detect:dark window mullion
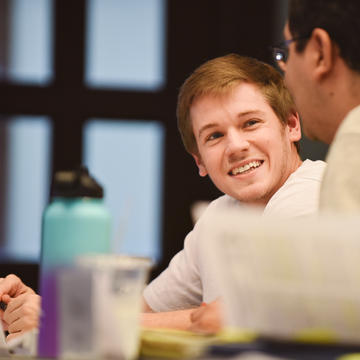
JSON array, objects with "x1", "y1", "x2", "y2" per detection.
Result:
[
  {"x1": 51, "y1": 0, "x2": 87, "y2": 172},
  {"x1": 53, "y1": 0, "x2": 87, "y2": 88},
  {"x1": 52, "y1": 113, "x2": 84, "y2": 172},
  {"x1": 165, "y1": 0, "x2": 220, "y2": 90},
  {"x1": 0, "y1": 0, "x2": 10, "y2": 80},
  {"x1": 154, "y1": 0, "x2": 222, "y2": 276}
]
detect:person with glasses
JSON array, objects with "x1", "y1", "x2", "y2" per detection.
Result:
[
  {"x1": 272, "y1": 36, "x2": 310, "y2": 65},
  {"x1": 277, "y1": 0, "x2": 360, "y2": 212},
  {"x1": 142, "y1": 54, "x2": 326, "y2": 332}
]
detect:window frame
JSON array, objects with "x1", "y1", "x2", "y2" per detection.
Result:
[{"x1": 0, "y1": 0, "x2": 278, "y2": 281}]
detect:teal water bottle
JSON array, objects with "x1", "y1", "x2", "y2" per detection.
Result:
[{"x1": 38, "y1": 166, "x2": 111, "y2": 358}]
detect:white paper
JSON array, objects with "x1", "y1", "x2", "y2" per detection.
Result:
[{"x1": 201, "y1": 209, "x2": 360, "y2": 343}]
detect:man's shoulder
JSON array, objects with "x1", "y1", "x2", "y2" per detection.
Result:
[
  {"x1": 289, "y1": 159, "x2": 327, "y2": 182},
  {"x1": 207, "y1": 194, "x2": 240, "y2": 210},
  {"x1": 336, "y1": 104, "x2": 360, "y2": 136},
  {"x1": 193, "y1": 195, "x2": 241, "y2": 224},
  {"x1": 276, "y1": 159, "x2": 327, "y2": 198},
  {"x1": 264, "y1": 159, "x2": 326, "y2": 218}
]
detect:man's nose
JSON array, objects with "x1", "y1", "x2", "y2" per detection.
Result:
[{"x1": 225, "y1": 129, "x2": 250, "y2": 156}]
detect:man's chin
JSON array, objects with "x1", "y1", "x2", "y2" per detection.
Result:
[
  {"x1": 302, "y1": 121, "x2": 325, "y2": 142},
  {"x1": 232, "y1": 190, "x2": 269, "y2": 207},
  {"x1": 303, "y1": 129, "x2": 318, "y2": 141}
]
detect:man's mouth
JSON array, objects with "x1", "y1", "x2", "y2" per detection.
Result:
[{"x1": 229, "y1": 160, "x2": 263, "y2": 176}]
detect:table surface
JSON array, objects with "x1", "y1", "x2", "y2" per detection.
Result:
[
  {"x1": 207, "y1": 339, "x2": 360, "y2": 360},
  {"x1": 2, "y1": 339, "x2": 360, "y2": 360}
]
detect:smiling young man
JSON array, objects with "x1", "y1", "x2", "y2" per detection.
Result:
[
  {"x1": 142, "y1": 54, "x2": 326, "y2": 331},
  {"x1": 190, "y1": 80, "x2": 301, "y2": 209},
  {"x1": 0, "y1": 55, "x2": 326, "y2": 336},
  {"x1": 276, "y1": 0, "x2": 360, "y2": 212}
]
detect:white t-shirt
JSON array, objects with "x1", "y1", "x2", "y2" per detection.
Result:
[
  {"x1": 320, "y1": 105, "x2": 360, "y2": 212},
  {"x1": 144, "y1": 159, "x2": 326, "y2": 312}
]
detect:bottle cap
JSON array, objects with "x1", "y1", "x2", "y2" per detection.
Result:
[{"x1": 51, "y1": 166, "x2": 104, "y2": 198}]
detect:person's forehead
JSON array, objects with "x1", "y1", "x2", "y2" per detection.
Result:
[
  {"x1": 191, "y1": 83, "x2": 281, "y2": 121},
  {"x1": 193, "y1": 82, "x2": 265, "y2": 104}
]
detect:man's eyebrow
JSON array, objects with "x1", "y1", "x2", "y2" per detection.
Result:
[
  {"x1": 238, "y1": 110, "x2": 266, "y2": 117},
  {"x1": 198, "y1": 123, "x2": 218, "y2": 138}
]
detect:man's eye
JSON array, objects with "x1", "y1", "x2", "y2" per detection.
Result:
[
  {"x1": 244, "y1": 119, "x2": 259, "y2": 127},
  {"x1": 207, "y1": 132, "x2": 223, "y2": 141}
]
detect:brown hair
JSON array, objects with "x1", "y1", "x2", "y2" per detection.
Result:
[{"x1": 177, "y1": 54, "x2": 298, "y2": 155}]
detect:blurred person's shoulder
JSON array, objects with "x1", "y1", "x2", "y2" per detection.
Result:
[{"x1": 263, "y1": 159, "x2": 326, "y2": 218}]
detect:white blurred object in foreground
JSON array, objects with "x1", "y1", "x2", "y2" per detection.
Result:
[{"x1": 201, "y1": 208, "x2": 360, "y2": 344}]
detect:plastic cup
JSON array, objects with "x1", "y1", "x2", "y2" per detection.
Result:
[{"x1": 58, "y1": 254, "x2": 151, "y2": 359}]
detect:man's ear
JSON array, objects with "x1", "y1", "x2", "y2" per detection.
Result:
[
  {"x1": 192, "y1": 153, "x2": 208, "y2": 177},
  {"x1": 310, "y1": 28, "x2": 336, "y2": 80},
  {"x1": 286, "y1": 111, "x2": 302, "y2": 142}
]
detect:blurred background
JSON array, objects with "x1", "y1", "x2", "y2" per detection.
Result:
[{"x1": 0, "y1": 0, "x2": 328, "y2": 291}]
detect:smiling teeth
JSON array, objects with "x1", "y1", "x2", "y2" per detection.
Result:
[{"x1": 232, "y1": 161, "x2": 261, "y2": 175}]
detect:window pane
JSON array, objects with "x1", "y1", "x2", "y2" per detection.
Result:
[
  {"x1": 86, "y1": 0, "x2": 166, "y2": 90},
  {"x1": 3, "y1": 0, "x2": 53, "y2": 84},
  {"x1": 0, "y1": 117, "x2": 52, "y2": 260},
  {"x1": 84, "y1": 120, "x2": 164, "y2": 261}
]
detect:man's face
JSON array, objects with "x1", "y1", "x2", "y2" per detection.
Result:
[
  {"x1": 281, "y1": 23, "x2": 330, "y2": 143},
  {"x1": 190, "y1": 82, "x2": 301, "y2": 206}
]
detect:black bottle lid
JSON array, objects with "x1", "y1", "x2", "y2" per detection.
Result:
[{"x1": 51, "y1": 166, "x2": 104, "y2": 198}]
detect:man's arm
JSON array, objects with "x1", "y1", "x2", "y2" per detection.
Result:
[
  {"x1": 141, "y1": 297, "x2": 196, "y2": 330},
  {"x1": 188, "y1": 299, "x2": 223, "y2": 334},
  {"x1": 141, "y1": 299, "x2": 223, "y2": 332},
  {"x1": 140, "y1": 207, "x2": 214, "y2": 330},
  {"x1": 142, "y1": 297, "x2": 153, "y2": 313}
]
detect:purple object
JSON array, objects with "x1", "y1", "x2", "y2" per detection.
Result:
[{"x1": 37, "y1": 272, "x2": 58, "y2": 358}]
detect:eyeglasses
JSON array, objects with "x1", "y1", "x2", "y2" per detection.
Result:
[{"x1": 271, "y1": 36, "x2": 309, "y2": 64}]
